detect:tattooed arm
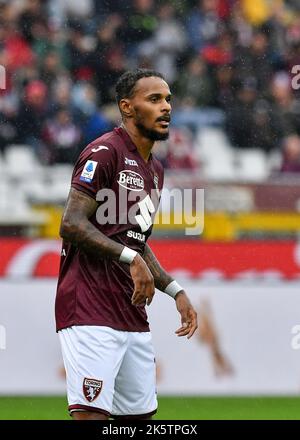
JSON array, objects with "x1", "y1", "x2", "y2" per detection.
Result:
[
  {"x1": 143, "y1": 243, "x2": 198, "y2": 338},
  {"x1": 60, "y1": 188, "x2": 154, "y2": 305},
  {"x1": 142, "y1": 242, "x2": 174, "y2": 292},
  {"x1": 60, "y1": 188, "x2": 124, "y2": 259}
]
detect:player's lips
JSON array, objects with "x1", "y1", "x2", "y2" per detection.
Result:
[
  {"x1": 158, "y1": 121, "x2": 169, "y2": 127},
  {"x1": 157, "y1": 117, "x2": 170, "y2": 128}
]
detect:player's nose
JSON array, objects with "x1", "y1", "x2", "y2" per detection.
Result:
[{"x1": 161, "y1": 99, "x2": 171, "y2": 113}]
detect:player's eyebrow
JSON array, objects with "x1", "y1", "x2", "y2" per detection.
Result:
[{"x1": 146, "y1": 93, "x2": 172, "y2": 99}]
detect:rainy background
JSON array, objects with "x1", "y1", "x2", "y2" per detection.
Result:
[{"x1": 1, "y1": 0, "x2": 300, "y2": 420}]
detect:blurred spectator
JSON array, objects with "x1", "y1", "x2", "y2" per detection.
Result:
[
  {"x1": 213, "y1": 64, "x2": 235, "y2": 109},
  {"x1": 144, "y1": 2, "x2": 187, "y2": 83},
  {"x1": 16, "y1": 80, "x2": 49, "y2": 159},
  {"x1": 82, "y1": 109, "x2": 113, "y2": 145},
  {"x1": 269, "y1": 71, "x2": 300, "y2": 137},
  {"x1": 281, "y1": 134, "x2": 300, "y2": 172},
  {"x1": 201, "y1": 28, "x2": 234, "y2": 66},
  {"x1": 230, "y1": 1, "x2": 253, "y2": 47},
  {"x1": 71, "y1": 82, "x2": 99, "y2": 121},
  {"x1": 233, "y1": 28, "x2": 274, "y2": 93},
  {"x1": 252, "y1": 99, "x2": 281, "y2": 153},
  {"x1": 225, "y1": 77, "x2": 258, "y2": 149},
  {"x1": 175, "y1": 56, "x2": 214, "y2": 107},
  {"x1": 66, "y1": 20, "x2": 94, "y2": 82},
  {"x1": 42, "y1": 107, "x2": 81, "y2": 164},
  {"x1": 40, "y1": 51, "x2": 64, "y2": 88},
  {"x1": 154, "y1": 127, "x2": 198, "y2": 170},
  {"x1": 91, "y1": 15, "x2": 126, "y2": 104},
  {"x1": 166, "y1": 127, "x2": 198, "y2": 170},
  {"x1": 263, "y1": 1, "x2": 289, "y2": 68},
  {"x1": 50, "y1": 76, "x2": 74, "y2": 113},
  {"x1": 120, "y1": 0, "x2": 158, "y2": 63},
  {"x1": 186, "y1": 0, "x2": 223, "y2": 52},
  {"x1": 0, "y1": 96, "x2": 18, "y2": 153},
  {"x1": 18, "y1": 0, "x2": 46, "y2": 44},
  {"x1": 3, "y1": 20, "x2": 35, "y2": 73},
  {"x1": 93, "y1": 0, "x2": 130, "y2": 16}
]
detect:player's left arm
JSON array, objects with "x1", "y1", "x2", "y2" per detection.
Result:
[{"x1": 143, "y1": 243, "x2": 198, "y2": 339}]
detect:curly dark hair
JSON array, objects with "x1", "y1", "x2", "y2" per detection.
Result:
[{"x1": 115, "y1": 68, "x2": 165, "y2": 105}]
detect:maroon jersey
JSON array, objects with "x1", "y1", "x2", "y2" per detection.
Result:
[{"x1": 55, "y1": 127, "x2": 164, "y2": 332}]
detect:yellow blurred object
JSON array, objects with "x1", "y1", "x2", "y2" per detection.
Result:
[
  {"x1": 204, "y1": 212, "x2": 300, "y2": 241},
  {"x1": 154, "y1": 211, "x2": 300, "y2": 241},
  {"x1": 202, "y1": 213, "x2": 235, "y2": 241},
  {"x1": 32, "y1": 205, "x2": 63, "y2": 238},
  {"x1": 242, "y1": 0, "x2": 270, "y2": 25},
  {"x1": 33, "y1": 204, "x2": 300, "y2": 242},
  {"x1": 236, "y1": 212, "x2": 300, "y2": 232}
]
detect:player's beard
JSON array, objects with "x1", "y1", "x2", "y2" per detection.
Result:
[{"x1": 135, "y1": 120, "x2": 170, "y2": 141}]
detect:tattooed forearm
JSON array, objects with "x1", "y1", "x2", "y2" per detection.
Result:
[
  {"x1": 60, "y1": 188, "x2": 123, "y2": 260},
  {"x1": 143, "y1": 243, "x2": 173, "y2": 291}
]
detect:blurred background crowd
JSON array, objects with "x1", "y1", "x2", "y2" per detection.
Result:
[
  {"x1": 1, "y1": 0, "x2": 300, "y2": 172},
  {"x1": 2, "y1": 0, "x2": 300, "y2": 240}
]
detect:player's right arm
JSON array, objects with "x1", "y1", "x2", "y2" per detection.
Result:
[{"x1": 60, "y1": 187, "x2": 154, "y2": 305}]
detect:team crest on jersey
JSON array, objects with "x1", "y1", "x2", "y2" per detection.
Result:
[
  {"x1": 83, "y1": 378, "x2": 103, "y2": 403},
  {"x1": 80, "y1": 160, "x2": 98, "y2": 183},
  {"x1": 118, "y1": 170, "x2": 144, "y2": 191}
]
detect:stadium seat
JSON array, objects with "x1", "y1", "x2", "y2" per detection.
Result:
[
  {"x1": 46, "y1": 164, "x2": 73, "y2": 184},
  {"x1": 195, "y1": 128, "x2": 237, "y2": 181},
  {"x1": 235, "y1": 149, "x2": 268, "y2": 181},
  {"x1": 4, "y1": 145, "x2": 42, "y2": 180},
  {"x1": 196, "y1": 127, "x2": 233, "y2": 161},
  {"x1": 0, "y1": 154, "x2": 6, "y2": 178},
  {"x1": 47, "y1": 182, "x2": 70, "y2": 204},
  {"x1": 0, "y1": 181, "x2": 35, "y2": 221},
  {"x1": 268, "y1": 149, "x2": 282, "y2": 173},
  {"x1": 20, "y1": 180, "x2": 50, "y2": 204}
]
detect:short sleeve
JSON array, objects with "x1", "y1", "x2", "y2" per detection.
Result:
[{"x1": 71, "y1": 143, "x2": 117, "y2": 199}]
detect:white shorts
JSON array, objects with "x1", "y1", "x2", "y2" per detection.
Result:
[{"x1": 58, "y1": 325, "x2": 158, "y2": 418}]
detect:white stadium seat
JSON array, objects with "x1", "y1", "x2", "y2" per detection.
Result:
[
  {"x1": 196, "y1": 128, "x2": 237, "y2": 181},
  {"x1": 235, "y1": 149, "x2": 268, "y2": 182},
  {"x1": 4, "y1": 145, "x2": 42, "y2": 179}
]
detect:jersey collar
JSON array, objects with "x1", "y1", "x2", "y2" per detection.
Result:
[
  {"x1": 114, "y1": 126, "x2": 138, "y2": 152},
  {"x1": 115, "y1": 126, "x2": 153, "y2": 162}
]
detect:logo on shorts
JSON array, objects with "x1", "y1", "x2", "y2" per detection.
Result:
[{"x1": 83, "y1": 378, "x2": 103, "y2": 403}]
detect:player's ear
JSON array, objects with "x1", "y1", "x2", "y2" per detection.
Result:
[{"x1": 119, "y1": 98, "x2": 133, "y2": 118}]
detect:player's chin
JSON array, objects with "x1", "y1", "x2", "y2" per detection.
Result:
[{"x1": 153, "y1": 128, "x2": 169, "y2": 141}]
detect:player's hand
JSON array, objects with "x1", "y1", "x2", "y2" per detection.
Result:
[
  {"x1": 130, "y1": 254, "x2": 155, "y2": 306},
  {"x1": 175, "y1": 291, "x2": 198, "y2": 339}
]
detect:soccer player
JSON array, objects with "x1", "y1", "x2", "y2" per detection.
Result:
[{"x1": 55, "y1": 69, "x2": 198, "y2": 420}]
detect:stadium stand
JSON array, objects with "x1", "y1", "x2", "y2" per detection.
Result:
[{"x1": 1, "y1": 0, "x2": 300, "y2": 237}]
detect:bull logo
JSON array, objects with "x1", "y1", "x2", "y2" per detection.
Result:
[{"x1": 83, "y1": 378, "x2": 103, "y2": 403}]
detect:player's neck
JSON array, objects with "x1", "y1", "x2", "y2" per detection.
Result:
[{"x1": 121, "y1": 123, "x2": 153, "y2": 163}]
